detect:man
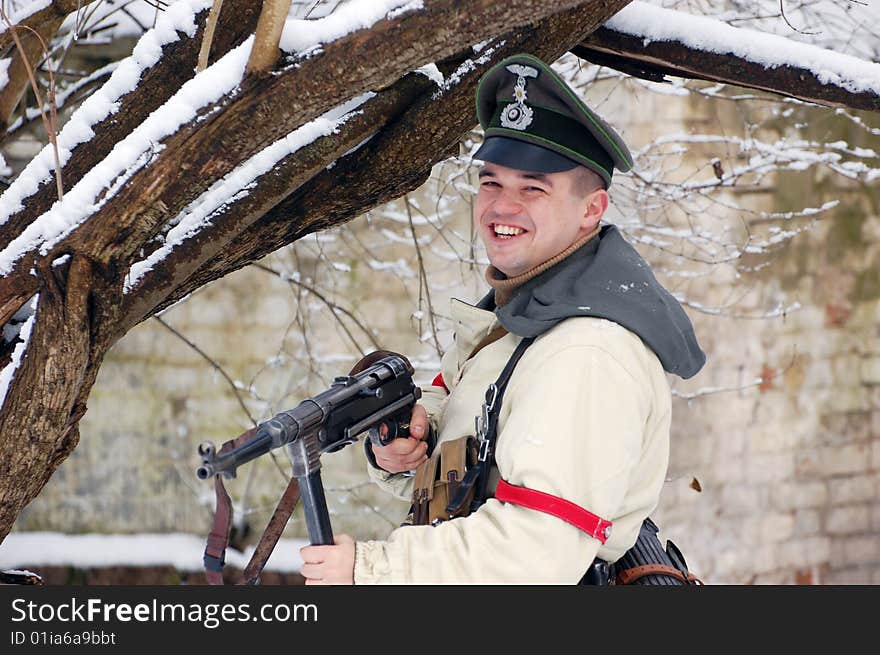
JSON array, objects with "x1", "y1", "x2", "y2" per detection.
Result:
[{"x1": 300, "y1": 53, "x2": 705, "y2": 584}]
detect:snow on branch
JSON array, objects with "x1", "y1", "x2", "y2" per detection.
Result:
[
  {"x1": 0, "y1": 294, "x2": 38, "y2": 407},
  {"x1": 575, "y1": 0, "x2": 880, "y2": 112},
  {"x1": 123, "y1": 92, "x2": 376, "y2": 292},
  {"x1": 0, "y1": 29, "x2": 247, "y2": 278},
  {"x1": 278, "y1": 0, "x2": 423, "y2": 54},
  {"x1": 0, "y1": 0, "x2": 212, "y2": 228}
]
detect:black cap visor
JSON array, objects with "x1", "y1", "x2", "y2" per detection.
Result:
[{"x1": 473, "y1": 136, "x2": 579, "y2": 174}]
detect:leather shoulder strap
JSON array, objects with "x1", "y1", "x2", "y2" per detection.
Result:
[
  {"x1": 471, "y1": 336, "x2": 535, "y2": 509},
  {"x1": 616, "y1": 564, "x2": 703, "y2": 586}
]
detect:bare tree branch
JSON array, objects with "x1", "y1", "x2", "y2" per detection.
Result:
[
  {"x1": 405, "y1": 194, "x2": 443, "y2": 358},
  {"x1": 245, "y1": 0, "x2": 291, "y2": 74},
  {"x1": 197, "y1": 0, "x2": 226, "y2": 73},
  {"x1": 575, "y1": 25, "x2": 880, "y2": 112},
  {"x1": 0, "y1": 13, "x2": 63, "y2": 133},
  {"x1": 0, "y1": 0, "x2": 263, "y2": 257},
  {"x1": 253, "y1": 262, "x2": 382, "y2": 354},
  {"x1": 153, "y1": 314, "x2": 258, "y2": 426},
  {"x1": 0, "y1": 11, "x2": 64, "y2": 197},
  {"x1": 0, "y1": 0, "x2": 91, "y2": 53}
]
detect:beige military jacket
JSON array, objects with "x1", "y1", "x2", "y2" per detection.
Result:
[{"x1": 355, "y1": 296, "x2": 672, "y2": 584}]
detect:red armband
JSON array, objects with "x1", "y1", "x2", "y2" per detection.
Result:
[
  {"x1": 495, "y1": 479, "x2": 613, "y2": 544},
  {"x1": 431, "y1": 373, "x2": 449, "y2": 393}
]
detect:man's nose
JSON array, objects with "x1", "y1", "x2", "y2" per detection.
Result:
[{"x1": 489, "y1": 190, "x2": 522, "y2": 215}]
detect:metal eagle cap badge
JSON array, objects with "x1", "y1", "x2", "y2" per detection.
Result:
[{"x1": 500, "y1": 64, "x2": 538, "y2": 131}]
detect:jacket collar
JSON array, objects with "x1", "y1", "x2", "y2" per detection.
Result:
[{"x1": 449, "y1": 297, "x2": 501, "y2": 372}]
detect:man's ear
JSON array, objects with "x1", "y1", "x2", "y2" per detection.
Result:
[{"x1": 582, "y1": 189, "x2": 608, "y2": 228}]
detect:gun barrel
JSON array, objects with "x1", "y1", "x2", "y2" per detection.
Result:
[
  {"x1": 197, "y1": 422, "x2": 283, "y2": 479},
  {"x1": 195, "y1": 355, "x2": 416, "y2": 480}
]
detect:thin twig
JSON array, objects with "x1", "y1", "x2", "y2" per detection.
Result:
[
  {"x1": 672, "y1": 349, "x2": 799, "y2": 401},
  {"x1": 253, "y1": 261, "x2": 381, "y2": 352},
  {"x1": 197, "y1": 0, "x2": 224, "y2": 73},
  {"x1": 405, "y1": 195, "x2": 443, "y2": 358},
  {"x1": 153, "y1": 315, "x2": 258, "y2": 426},
  {"x1": 778, "y1": 0, "x2": 820, "y2": 35},
  {"x1": 152, "y1": 314, "x2": 291, "y2": 483},
  {"x1": 0, "y1": 6, "x2": 63, "y2": 199}
]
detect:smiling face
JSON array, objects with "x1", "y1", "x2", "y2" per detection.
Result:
[{"x1": 474, "y1": 162, "x2": 608, "y2": 277}]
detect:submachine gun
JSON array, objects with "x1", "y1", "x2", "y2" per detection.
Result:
[{"x1": 196, "y1": 354, "x2": 431, "y2": 548}]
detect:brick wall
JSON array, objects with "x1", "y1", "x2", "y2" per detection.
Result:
[{"x1": 647, "y1": 94, "x2": 880, "y2": 582}]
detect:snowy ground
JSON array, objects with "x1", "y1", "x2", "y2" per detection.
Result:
[{"x1": 0, "y1": 532, "x2": 307, "y2": 572}]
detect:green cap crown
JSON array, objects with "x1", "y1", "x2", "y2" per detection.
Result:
[{"x1": 475, "y1": 53, "x2": 633, "y2": 186}]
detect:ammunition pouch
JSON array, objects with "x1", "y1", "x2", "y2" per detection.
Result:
[{"x1": 406, "y1": 435, "x2": 479, "y2": 526}]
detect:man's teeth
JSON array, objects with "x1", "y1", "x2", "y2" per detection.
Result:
[{"x1": 494, "y1": 225, "x2": 524, "y2": 236}]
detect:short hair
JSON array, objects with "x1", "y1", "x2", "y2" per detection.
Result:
[{"x1": 571, "y1": 166, "x2": 605, "y2": 198}]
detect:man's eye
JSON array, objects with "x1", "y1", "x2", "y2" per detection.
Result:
[
  {"x1": 526, "y1": 186, "x2": 546, "y2": 193},
  {"x1": 481, "y1": 181, "x2": 500, "y2": 188}
]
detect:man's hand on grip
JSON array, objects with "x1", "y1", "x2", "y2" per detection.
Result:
[{"x1": 374, "y1": 403, "x2": 430, "y2": 473}]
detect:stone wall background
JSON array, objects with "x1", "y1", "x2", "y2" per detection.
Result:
[
  {"x1": 5, "y1": 52, "x2": 879, "y2": 584},
  {"x1": 639, "y1": 86, "x2": 880, "y2": 584}
]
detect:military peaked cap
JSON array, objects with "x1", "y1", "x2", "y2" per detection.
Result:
[{"x1": 473, "y1": 53, "x2": 633, "y2": 187}]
